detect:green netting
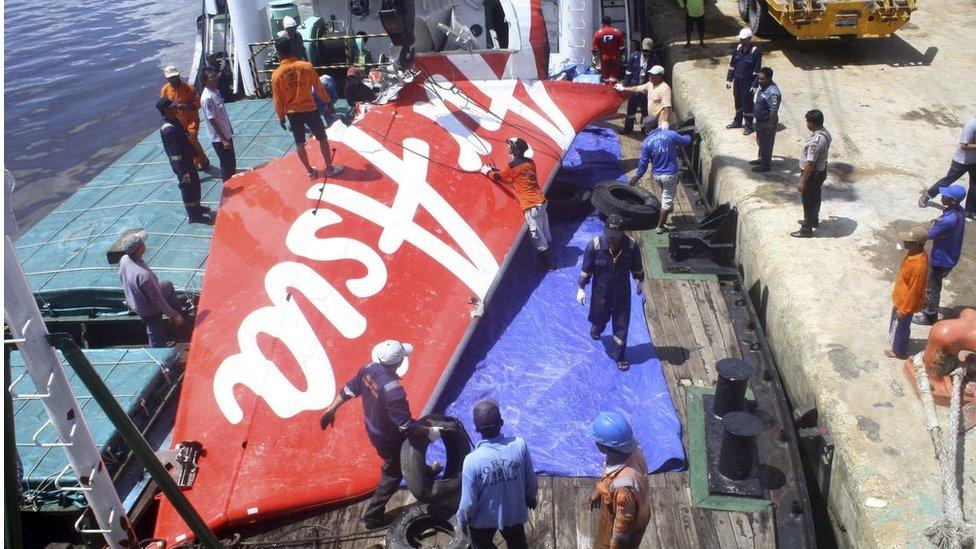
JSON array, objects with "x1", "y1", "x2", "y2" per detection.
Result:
[
  {"x1": 12, "y1": 98, "x2": 303, "y2": 317},
  {"x1": 10, "y1": 348, "x2": 179, "y2": 508}
]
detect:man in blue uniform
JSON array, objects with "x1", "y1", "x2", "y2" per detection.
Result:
[
  {"x1": 457, "y1": 399, "x2": 538, "y2": 549},
  {"x1": 725, "y1": 29, "x2": 761, "y2": 135},
  {"x1": 913, "y1": 185, "x2": 968, "y2": 326},
  {"x1": 319, "y1": 340, "x2": 438, "y2": 529},
  {"x1": 621, "y1": 38, "x2": 659, "y2": 134},
  {"x1": 751, "y1": 67, "x2": 781, "y2": 173},
  {"x1": 577, "y1": 215, "x2": 645, "y2": 371},
  {"x1": 157, "y1": 97, "x2": 213, "y2": 224}
]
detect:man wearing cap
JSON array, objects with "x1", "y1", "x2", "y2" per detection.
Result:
[
  {"x1": 791, "y1": 109, "x2": 831, "y2": 238},
  {"x1": 160, "y1": 65, "x2": 211, "y2": 170},
  {"x1": 457, "y1": 399, "x2": 538, "y2": 549},
  {"x1": 914, "y1": 185, "x2": 968, "y2": 326},
  {"x1": 918, "y1": 114, "x2": 976, "y2": 218},
  {"x1": 629, "y1": 120, "x2": 692, "y2": 233},
  {"x1": 621, "y1": 38, "x2": 659, "y2": 134},
  {"x1": 678, "y1": 0, "x2": 705, "y2": 46},
  {"x1": 118, "y1": 230, "x2": 185, "y2": 347},
  {"x1": 592, "y1": 16, "x2": 624, "y2": 82},
  {"x1": 271, "y1": 36, "x2": 343, "y2": 180},
  {"x1": 157, "y1": 97, "x2": 213, "y2": 223},
  {"x1": 319, "y1": 340, "x2": 437, "y2": 529},
  {"x1": 725, "y1": 29, "x2": 761, "y2": 135},
  {"x1": 885, "y1": 226, "x2": 928, "y2": 359},
  {"x1": 278, "y1": 16, "x2": 308, "y2": 61},
  {"x1": 482, "y1": 137, "x2": 554, "y2": 270},
  {"x1": 587, "y1": 411, "x2": 651, "y2": 549},
  {"x1": 617, "y1": 66, "x2": 678, "y2": 131},
  {"x1": 577, "y1": 215, "x2": 645, "y2": 371},
  {"x1": 200, "y1": 69, "x2": 236, "y2": 181},
  {"x1": 751, "y1": 67, "x2": 781, "y2": 173}
]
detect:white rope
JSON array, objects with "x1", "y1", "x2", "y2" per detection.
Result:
[
  {"x1": 27, "y1": 266, "x2": 205, "y2": 276},
  {"x1": 912, "y1": 352, "x2": 976, "y2": 548}
]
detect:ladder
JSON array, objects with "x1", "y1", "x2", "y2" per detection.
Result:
[
  {"x1": 600, "y1": 0, "x2": 632, "y2": 57},
  {"x1": 4, "y1": 172, "x2": 135, "y2": 548}
]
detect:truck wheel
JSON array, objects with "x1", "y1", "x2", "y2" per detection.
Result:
[
  {"x1": 591, "y1": 182, "x2": 661, "y2": 222},
  {"x1": 400, "y1": 415, "x2": 472, "y2": 504},
  {"x1": 748, "y1": 0, "x2": 783, "y2": 37},
  {"x1": 386, "y1": 504, "x2": 469, "y2": 549},
  {"x1": 738, "y1": 0, "x2": 749, "y2": 21}
]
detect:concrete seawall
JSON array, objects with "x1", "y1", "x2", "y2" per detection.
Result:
[{"x1": 643, "y1": 0, "x2": 976, "y2": 546}]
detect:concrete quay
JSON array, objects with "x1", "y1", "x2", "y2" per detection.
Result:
[{"x1": 641, "y1": 0, "x2": 976, "y2": 546}]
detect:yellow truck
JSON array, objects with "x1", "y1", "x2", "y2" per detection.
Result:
[{"x1": 738, "y1": 0, "x2": 917, "y2": 39}]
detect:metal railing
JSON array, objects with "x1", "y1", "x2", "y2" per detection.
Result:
[{"x1": 247, "y1": 32, "x2": 391, "y2": 96}]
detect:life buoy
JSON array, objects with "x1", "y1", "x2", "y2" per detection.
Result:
[{"x1": 400, "y1": 414, "x2": 471, "y2": 504}]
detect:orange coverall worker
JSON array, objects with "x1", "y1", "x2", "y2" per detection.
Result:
[
  {"x1": 486, "y1": 158, "x2": 551, "y2": 252},
  {"x1": 594, "y1": 447, "x2": 651, "y2": 549},
  {"x1": 592, "y1": 25, "x2": 624, "y2": 82},
  {"x1": 160, "y1": 80, "x2": 209, "y2": 168}
]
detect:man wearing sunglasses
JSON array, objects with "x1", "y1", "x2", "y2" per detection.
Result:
[{"x1": 621, "y1": 38, "x2": 659, "y2": 134}]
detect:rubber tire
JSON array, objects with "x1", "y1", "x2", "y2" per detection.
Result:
[
  {"x1": 738, "y1": 0, "x2": 749, "y2": 21},
  {"x1": 400, "y1": 414, "x2": 471, "y2": 504},
  {"x1": 546, "y1": 185, "x2": 594, "y2": 221},
  {"x1": 596, "y1": 211, "x2": 659, "y2": 231},
  {"x1": 748, "y1": 0, "x2": 785, "y2": 37},
  {"x1": 591, "y1": 182, "x2": 661, "y2": 222},
  {"x1": 385, "y1": 504, "x2": 469, "y2": 549}
]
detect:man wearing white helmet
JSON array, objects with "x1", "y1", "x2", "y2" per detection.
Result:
[
  {"x1": 278, "y1": 16, "x2": 308, "y2": 61},
  {"x1": 319, "y1": 340, "x2": 438, "y2": 529},
  {"x1": 725, "y1": 28, "x2": 762, "y2": 135}
]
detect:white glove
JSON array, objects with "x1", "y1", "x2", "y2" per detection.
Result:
[
  {"x1": 660, "y1": 122, "x2": 670, "y2": 130},
  {"x1": 576, "y1": 288, "x2": 586, "y2": 306},
  {"x1": 427, "y1": 426, "x2": 443, "y2": 442},
  {"x1": 613, "y1": 83, "x2": 624, "y2": 92},
  {"x1": 479, "y1": 164, "x2": 492, "y2": 175}
]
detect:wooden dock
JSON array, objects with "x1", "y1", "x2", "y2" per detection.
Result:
[{"x1": 235, "y1": 117, "x2": 782, "y2": 548}]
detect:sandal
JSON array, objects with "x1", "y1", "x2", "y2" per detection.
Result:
[
  {"x1": 617, "y1": 360, "x2": 630, "y2": 371},
  {"x1": 307, "y1": 168, "x2": 320, "y2": 180}
]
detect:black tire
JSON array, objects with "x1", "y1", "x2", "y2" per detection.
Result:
[
  {"x1": 386, "y1": 504, "x2": 469, "y2": 549},
  {"x1": 738, "y1": 0, "x2": 749, "y2": 21},
  {"x1": 748, "y1": 0, "x2": 785, "y2": 37},
  {"x1": 591, "y1": 182, "x2": 661, "y2": 222},
  {"x1": 400, "y1": 414, "x2": 471, "y2": 504},
  {"x1": 597, "y1": 211, "x2": 659, "y2": 231},
  {"x1": 546, "y1": 185, "x2": 594, "y2": 220}
]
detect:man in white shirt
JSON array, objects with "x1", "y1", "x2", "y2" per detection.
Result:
[{"x1": 201, "y1": 69, "x2": 236, "y2": 181}]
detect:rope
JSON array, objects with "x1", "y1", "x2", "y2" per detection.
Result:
[{"x1": 911, "y1": 352, "x2": 976, "y2": 548}]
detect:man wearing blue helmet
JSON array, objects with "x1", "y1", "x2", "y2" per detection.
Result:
[
  {"x1": 913, "y1": 185, "x2": 968, "y2": 326},
  {"x1": 588, "y1": 411, "x2": 650, "y2": 549}
]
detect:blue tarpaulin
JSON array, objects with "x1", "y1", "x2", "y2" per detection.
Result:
[{"x1": 434, "y1": 127, "x2": 685, "y2": 476}]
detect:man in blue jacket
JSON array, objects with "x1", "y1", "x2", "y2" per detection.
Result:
[
  {"x1": 621, "y1": 38, "x2": 659, "y2": 134},
  {"x1": 914, "y1": 185, "x2": 968, "y2": 326},
  {"x1": 629, "y1": 121, "x2": 693, "y2": 233},
  {"x1": 157, "y1": 97, "x2": 213, "y2": 224},
  {"x1": 319, "y1": 340, "x2": 438, "y2": 529},
  {"x1": 457, "y1": 399, "x2": 538, "y2": 549},
  {"x1": 577, "y1": 215, "x2": 645, "y2": 371},
  {"x1": 725, "y1": 28, "x2": 761, "y2": 135}
]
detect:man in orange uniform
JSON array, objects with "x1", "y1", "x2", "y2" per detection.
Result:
[
  {"x1": 160, "y1": 65, "x2": 211, "y2": 170},
  {"x1": 271, "y1": 36, "x2": 343, "y2": 179},
  {"x1": 884, "y1": 227, "x2": 928, "y2": 359},
  {"x1": 587, "y1": 411, "x2": 651, "y2": 549},
  {"x1": 481, "y1": 137, "x2": 554, "y2": 270},
  {"x1": 591, "y1": 16, "x2": 624, "y2": 83}
]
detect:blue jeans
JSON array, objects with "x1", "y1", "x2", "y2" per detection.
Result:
[
  {"x1": 141, "y1": 280, "x2": 181, "y2": 347},
  {"x1": 888, "y1": 308, "x2": 912, "y2": 358}
]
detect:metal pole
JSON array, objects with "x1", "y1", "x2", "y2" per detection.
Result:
[
  {"x1": 4, "y1": 347, "x2": 24, "y2": 549},
  {"x1": 47, "y1": 333, "x2": 222, "y2": 549}
]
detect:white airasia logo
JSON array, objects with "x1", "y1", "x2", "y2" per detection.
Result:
[{"x1": 212, "y1": 68, "x2": 575, "y2": 426}]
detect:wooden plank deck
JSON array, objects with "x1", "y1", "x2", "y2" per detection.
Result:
[{"x1": 239, "y1": 115, "x2": 776, "y2": 548}]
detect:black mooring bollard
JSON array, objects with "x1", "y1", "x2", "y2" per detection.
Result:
[
  {"x1": 718, "y1": 411, "x2": 764, "y2": 481},
  {"x1": 713, "y1": 358, "x2": 753, "y2": 418}
]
